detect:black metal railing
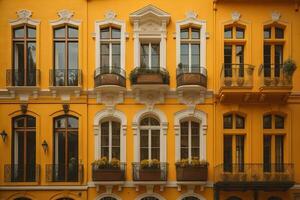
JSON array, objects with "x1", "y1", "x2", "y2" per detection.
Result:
[
  {"x1": 176, "y1": 66, "x2": 207, "y2": 88},
  {"x1": 6, "y1": 69, "x2": 40, "y2": 87},
  {"x1": 220, "y1": 64, "x2": 254, "y2": 87},
  {"x1": 129, "y1": 67, "x2": 170, "y2": 85},
  {"x1": 49, "y1": 69, "x2": 82, "y2": 87},
  {"x1": 215, "y1": 163, "x2": 294, "y2": 183},
  {"x1": 92, "y1": 163, "x2": 126, "y2": 181},
  {"x1": 4, "y1": 164, "x2": 40, "y2": 182},
  {"x1": 259, "y1": 64, "x2": 292, "y2": 87},
  {"x1": 132, "y1": 162, "x2": 168, "y2": 181},
  {"x1": 94, "y1": 66, "x2": 126, "y2": 87},
  {"x1": 46, "y1": 164, "x2": 83, "y2": 182}
]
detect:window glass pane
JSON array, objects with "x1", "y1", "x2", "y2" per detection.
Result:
[
  {"x1": 275, "y1": 27, "x2": 284, "y2": 39},
  {"x1": 180, "y1": 28, "x2": 189, "y2": 39},
  {"x1": 112, "y1": 44, "x2": 120, "y2": 67},
  {"x1": 112, "y1": 147, "x2": 120, "y2": 159},
  {"x1": 236, "y1": 45, "x2": 244, "y2": 64},
  {"x1": 223, "y1": 114, "x2": 233, "y2": 129},
  {"x1": 150, "y1": 117, "x2": 160, "y2": 126},
  {"x1": 224, "y1": 45, "x2": 232, "y2": 77},
  {"x1": 223, "y1": 135, "x2": 232, "y2": 172},
  {"x1": 14, "y1": 117, "x2": 25, "y2": 127},
  {"x1": 236, "y1": 115, "x2": 245, "y2": 129},
  {"x1": 27, "y1": 27, "x2": 36, "y2": 38},
  {"x1": 101, "y1": 122, "x2": 109, "y2": 154},
  {"x1": 67, "y1": 117, "x2": 78, "y2": 128},
  {"x1": 68, "y1": 27, "x2": 78, "y2": 38},
  {"x1": 14, "y1": 27, "x2": 25, "y2": 38},
  {"x1": 275, "y1": 115, "x2": 284, "y2": 129},
  {"x1": 140, "y1": 130, "x2": 149, "y2": 147},
  {"x1": 14, "y1": 43, "x2": 25, "y2": 86},
  {"x1": 140, "y1": 44, "x2": 149, "y2": 68},
  {"x1": 236, "y1": 135, "x2": 244, "y2": 172},
  {"x1": 140, "y1": 117, "x2": 149, "y2": 126},
  {"x1": 27, "y1": 42, "x2": 36, "y2": 71},
  {"x1": 67, "y1": 131, "x2": 78, "y2": 164},
  {"x1": 263, "y1": 135, "x2": 272, "y2": 172},
  {"x1": 54, "y1": 27, "x2": 65, "y2": 38},
  {"x1": 14, "y1": 131, "x2": 25, "y2": 170},
  {"x1": 263, "y1": 45, "x2": 271, "y2": 77},
  {"x1": 263, "y1": 115, "x2": 272, "y2": 129},
  {"x1": 275, "y1": 135, "x2": 284, "y2": 172},
  {"x1": 274, "y1": 45, "x2": 283, "y2": 77},
  {"x1": 54, "y1": 42, "x2": 65, "y2": 69},
  {"x1": 224, "y1": 27, "x2": 232, "y2": 39},
  {"x1": 191, "y1": 44, "x2": 200, "y2": 68},
  {"x1": 27, "y1": 116, "x2": 36, "y2": 127},
  {"x1": 68, "y1": 42, "x2": 78, "y2": 69},
  {"x1": 100, "y1": 27, "x2": 110, "y2": 39},
  {"x1": 151, "y1": 130, "x2": 160, "y2": 160},
  {"x1": 191, "y1": 28, "x2": 200, "y2": 39},
  {"x1": 55, "y1": 118, "x2": 65, "y2": 128},
  {"x1": 151, "y1": 44, "x2": 160, "y2": 68},
  {"x1": 236, "y1": 27, "x2": 245, "y2": 39},
  {"x1": 180, "y1": 44, "x2": 189, "y2": 67},
  {"x1": 111, "y1": 28, "x2": 121, "y2": 39},
  {"x1": 101, "y1": 44, "x2": 109, "y2": 67},
  {"x1": 264, "y1": 28, "x2": 271, "y2": 39},
  {"x1": 180, "y1": 121, "x2": 188, "y2": 159}
]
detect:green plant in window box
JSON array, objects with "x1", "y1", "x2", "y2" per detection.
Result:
[
  {"x1": 129, "y1": 66, "x2": 170, "y2": 84},
  {"x1": 175, "y1": 157, "x2": 208, "y2": 181},
  {"x1": 140, "y1": 159, "x2": 160, "y2": 169},
  {"x1": 175, "y1": 157, "x2": 208, "y2": 168},
  {"x1": 283, "y1": 58, "x2": 296, "y2": 84}
]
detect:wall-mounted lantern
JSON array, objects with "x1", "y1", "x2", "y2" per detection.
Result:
[
  {"x1": 0, "y1": 130, "x2": 7, "y2": 143},
  {"x1": 42, "y1": 140, "x2": 48, "y2": 153}
]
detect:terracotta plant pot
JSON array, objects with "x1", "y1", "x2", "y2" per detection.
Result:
[
  {"x1": 139, "y1": 169, "x2": 162, "y2": 181},
  {"x1": 176, "y1": 165, "x2": 208, "y2": 181},
  {"x1": 92, "y1": 168, "x2": 124, "y2": 181}
]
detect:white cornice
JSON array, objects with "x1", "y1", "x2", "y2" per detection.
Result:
[
  {"x1": 129, "y1": 4, "x2": 170, "y2": 24},
  {"x1": 50, "y1": 9, "x2": 81, "y2": 26},
  {"x1": 9, "y1": 9, "x2": 40, "y2": 26}
]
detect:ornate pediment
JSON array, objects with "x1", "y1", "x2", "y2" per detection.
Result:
[
  {"x1": 9, "y1": 9, "x2": 40, "y2": 26},
  {"x1": 130, "y1": 4, "x2": 170, "y2": 24}
]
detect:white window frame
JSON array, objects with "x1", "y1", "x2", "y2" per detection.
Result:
[
  {"x1": 174, "y1": 109, "x2": 207, "y2": 162},
  {"x1": 95, "y1": 12, "x2": 125, "y2": 72},
  {"x1": 176, "y1": 12, "x2": 206, "y2": 72},
  {"x1": 132, "y1": 108, "x2": 168, "y2": 162},
  {"x1": 140, "y1": 43, "x2": 160, "y2": 69},
  {"x1": 94, "y1": 109, "x2": 127, "y2": 163}
]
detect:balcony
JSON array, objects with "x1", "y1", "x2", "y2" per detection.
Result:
[
  {"x1": 6, "y1": 69, "x2": 40, "y2": 100},
  {"x1": 49, "y1": 69, "x2": 82, "y2": 100},
  {"x1": 132, "y1": 162, "x2": 168, "y2": 183},
  {"x1": 46, "y1": 164, "x2": 83, "y2": 182},
  {"x1": 4, "y1": 164, "x2": 40, "y2": 183},
  {"x1": 219, "y1": 64, "x2": 254, "y2": 103},
  {"x1": 129, "y1": 67, "x2": 170, "y2": 107},
  {"x1": 176, "y1": 164, "x2": 208, "y2": 182},
  {"x1": 214, "y1": 163, "x2": 295, "y2": 191},
  {"x1": 92, "y1": 163, "x2": 126, "y2": 181}
]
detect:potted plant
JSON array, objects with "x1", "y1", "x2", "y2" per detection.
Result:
[
  {"x1": 92, "y1": 157, "x2": 124, "y2": 181},
  {"x1": 283, "y1": 58, "x2": 296, "y2": 84},
  {"x1": 139, "y1": 159, "x2": 162, "y2": 181},
  {"x1": 175, "y1": 157, "x2": 208, "y2": 181},
  {"x1": 129, "y1": 66, "x2": 170, "y2": 85}
]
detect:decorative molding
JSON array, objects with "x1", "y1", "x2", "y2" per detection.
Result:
[
  {"x1": 231, "y1": 11, "x2": 241, "y2": 22},
  {"x1": 177, "y1": 86, "x2": 206, "y2": 110},
  {"x1": 95, "y1": 192, "x2": 122, "y2": 200},
  {"x1": 104, "y1": 10, "x2": 117, "y2": 20},
  {"x1": 176, "y1": 192, "x2": 206, "y2": 200},
  {"x1": 95, "y1": 87, "x2": 125, "y2": 111},
  {"x1": 62, "y1": 104, "x2": 70, "y2": 114},
  {"x1": 135, "y1": 192, "x2": 166, "y2": 200},
  {"x1": 9, "y1": 9, "x2": 40, "y2": 26},
  {"x1": 185, "y1": 11, "x2": 198, "y2": 19},
  {"x1": 271, "y1": 11, "x2": 281, "y2": 22},
  {"x1": 20, "y1": 104, "x2": 28, "y2": 114},
  {"x1": 50, "y1": 9, "x2": 81, "y2": 26}
]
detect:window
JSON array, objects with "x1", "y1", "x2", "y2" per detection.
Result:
[
  {"x1": 182, "y1": 197, "x2": 200, "y2": 200},
  {"x1": 53, "y1": 25, "x2": 78, "y2": 86},
  {"x1": 12, "y1": 115, "x2": 36, "y2": 182},
  {"x1": 12, "y1": 25, "x2": 36, "y2": 86},
  {"x1": 224, "y1": 114, "x2": 245, "y2": 129},
  {"x1": 180, "y1": 120, "x2": 200, "y2": 160},
  {"x1": 141, "y1": 197, "x2": 159, "y2": 200},
  {"x1": 140, "y1": 116, "x2": 160, "y2": 161},
  {"x1": 100, "y1": 26, "x2": 121, "y2": 69},
  {"x1": 100, "y1": 198, "x2": 117, "y2": 200},
  {"x1": 140, "y1": 43, "x2": 160, "y2": 68},
  {"x1": 223, "y1": 25, "x2": 245, "y2": 78},
  {"x1": 14, "y1": 198, "x2": 32, "y2": 200},
  {"x1": 263, "y1": 114, "x2": 285, "y2": 172},
  {"x1": 100, "y1": 120, "x2": 120, "y2": 160},
  {"x1": 180, "y1": 27, "x2": 201, "y2": 70},
  {"x1": 263, "y1": 25, "x2": 285, "y2": 78},
  {"x1": 53, "y1": 115, "x2": 78, "y2": 181},
  {"x1": 227, "y1": 197, "x2": 242, "y2": 200}
]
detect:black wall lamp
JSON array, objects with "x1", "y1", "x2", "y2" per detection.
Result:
[
  {"x1": 0, "y1": 130, "x2": 7, "y2": 143},
  {"x1": 42, "y1": 140, "x2": 48, "y2": 153}
]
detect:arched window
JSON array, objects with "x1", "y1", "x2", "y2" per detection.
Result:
[
  {"x1": 180, "y1": 119, "x2": 200, "y2": 160},
  {"x1": 140, "y1": 116, "x2": 160, "y2": 161},
  {"x1": 12, "y1": 25, "x2": 36, "y2": 86},
  {"x1": 14, "y1": 198, "x2": 31, "y2": 200},
  {"x1": 57, "y1": 198, "x2": 74, "y2": 200},
  {"x1": 12, "y1": 115, "x2": 36, "y2": 182},
  {"x1": 53, "y1": 115, "x2": 78, "y2": 181},
  {"x1": 223, "y1": 113, "x2": 245, "y2": 172},
  {"x1": 141, "y1": 197, "x2": 159, "y2": 200},
  {"x1": 100, "y1": 119, "x2": 121, "y2": 160},
  {"x1": 182, "y1": 197, "x2": 200, "y2": 200},
  {"x1": 100, "y1": 197, "x2": 118, "y2": 200},
  {"x1": 227, "y1": 197, "x2": 242, "y2": 200},
  {"x1": 263, "y1": 114, "x2": 285, "y2": 172},
  {"x1": 53, "y1": 25, "x2": 79, "y2": 86}
]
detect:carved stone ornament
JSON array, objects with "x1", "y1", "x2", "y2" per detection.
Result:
[
  {"x1": 178, "y1": 90, "x2": 205, "y2": 111},
  {"x1": 20, "y1": 104, "x2": 28, "y2": 114},
  {"x1": 104, "y1": 10, "x2": 117, "y2": 20},
  {"x1": 134, "y1": 90, "x2": 165, "y2": 111},
  {"x1": 231, "y1": 11, "x2": 241, "y2": 22},
  {"x1": 96, "y1": 90, "x2": 124, "y2": 112},
  {"x1": 185, "y1": 11, "x2": 198, "y2": 19},
  {"x1": 17, "y1": 9, "x2": 32, "y2": 19},
  {"x1": 271, "y1": 11, "x2": 281, "y2": 22},
  {"x1": 62, "y1": 104, "x2": 70, "y2": 114},
  {"x1": 10, "y1": 9, "x2": 40, "y2": 26},
  {"x1": 57, "y1": 9, "x2": 74, "y2": 21}
]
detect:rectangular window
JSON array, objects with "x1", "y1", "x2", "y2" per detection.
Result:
[
  {"x1": 275, "y1": 45, "x2": 283, "y2": 77},
  {"x1": 151, "y1": 44, "x2": 160, "y2": 68},
  {"x1": 236, "y1": 45, "x2": 244, "y2": 77},
  {"x1": 224, "y1": 135, "x2": 233, "y2": 172},
  {"x1": 263, "y1": 135, "x2": 272, "y2": 172},
  {"x1": 236, "y1": 135, "x2": 244, "y2": 172},
  {"x1": 191, "y1": 44, "x2": 200, "y2": 68},
  {"x1": 100, "y1": 44, "x2": 109, "y2": 67},
  {"x1": 151, "y1": 130, "x2": 160, "y2": 160},
  {"x1": 264, "y1": 28, "x2": 271, "y2": 39},
  {"x1": 14, "y1": 42, "x2": 25, "y2": 86},
  {"x1": 223, "y1": 114, "x2": 233, "y2": 129},
  {"x1": 275, "y1": 27, "x2": 284, "y2": 39},
  {"x1": 140, "y1": 130, "x2": 149, "y2": 160},
  {"x1": 100, "y1": 122, "x2": 109, "y2": 158},
  {"x1": 224, "y1": 27, "x2": 233, "y2": 39},
  {"x1": 224, "y1": 45, "x2": 232, "y2": 77},
  {"x1": 180, "y1": 44, "x2": 189, "y2": 67},
  {"x1": 275, "y1": 135, "x2": 284, "y2": 172},
  {"x1": 191, "y1": 121, "x2": 200, "y2": 158},
  {"x1": 140, "y1": 43, "x2": 160, "y2": 68},
  {"x1": 236, "y1": 27, "x2": 245, "y2": 39},
  {"x1": 263, "y1": 45, "x2": 271, "y2": 77},
  {"x1": 180, "y1": 122, "x2": 189, "y2": 159}
]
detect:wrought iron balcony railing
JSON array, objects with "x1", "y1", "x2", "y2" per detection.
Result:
[
  {"x1": 259, "y1": 64, "x2": 293, "y2": 88},
  {"x1": 129, "y1": 67, "x2": 170, "y2": 85},
  {"x1": 6, "y1": 69, "x2": 40, "y2": 87},
  {"x1": 220, "y1": 64, "x2": 254, "y2": 88},
  {"x1": 176, "y1": 65, "x2": 207, "y2": 88},
  {"x1": 46, "y1": 164, "x2": 83, "y2": 182},
  {"x1": 215, "y1": 163, "x2": 294, "y2": 183},
  {"x1": 4, "y1": 164, "x2": 40, "y2": 182},
  {"x1": 92, "y1": 163, "x2": 126, "y2": 181},
  {"x1": 94, "y1": 66, "x2": 126, "y2": 88},
  {"x1": 49, "y1": 69, "x2": 82, "y2": 87},
  {"x1": 132, "y1": 162, "x2": 168, "y2": 181}
]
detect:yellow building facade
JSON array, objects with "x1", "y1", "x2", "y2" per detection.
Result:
[{"x1": 0, "y1": 0, "x2": 300, "y2": 200}]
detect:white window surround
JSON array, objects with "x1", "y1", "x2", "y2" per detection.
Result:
[
  {"x1": 132, "y1": 108, "x2": 168, "y2": 162},
  {"x1": 135, "y1": 193, "x2": 166, "y2": 200},
  {"x1": 9, "y1": 9, "x2": 40, "y2": 26},
  {"x1": 94, "y1": 109, "x2": 127, "y2": 163},
  {"x1": 50, "y1": 9, "x2": 81, "y2": 27},
  {"x1": 95, "y1": 11, "x2": 126, "y2": 71},
  {"x1": 130, "y1": 4, "x2": 170, "y2": 69},
  {"x1": 174, "y1": 109, "x2": 207, "y2": 162},
  {"x1": 176, "y1": 11, "x2": 207, "y2": 71},
  {"x1": 176, "y1": 193, "x2": 206, "y2": 200},
  {"x1": 95, "y1": 193, "x2": 121, "y2": 200}
]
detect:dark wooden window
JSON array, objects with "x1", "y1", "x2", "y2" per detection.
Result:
[
  {"x1": 224, "y1": 45, "x2": 232, "y2": 77},
  {"x1": 180, "y1": 120, "x2": 200, "y2": 159},
  {"x1": 53, "y1": 115, "x2": 78, "y2": 181},
  {"x1": 224, "y1": 135, "x2": 233, "y2": 172},
  {"x1": 236, "y1": 115, "x2": 245, "y2": 129},
  {"x1": 12, "y1": 115, "x2": 36, "y2": 182},
  {"x1": 53, "y1": 25, "x2": 78, "y2": 86},
  {"x1": 236, "y1": 135, "x2": 245, "y2": 172},
  {"x1": 12, "y1": 25, "x2": 36, "y2": 86},
  {"x1": 263, "y1": 135, "x2": 272, "y2": 172},
  {"x1": 275, "y1": 135, "x2": 284, "y2": 172}
]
